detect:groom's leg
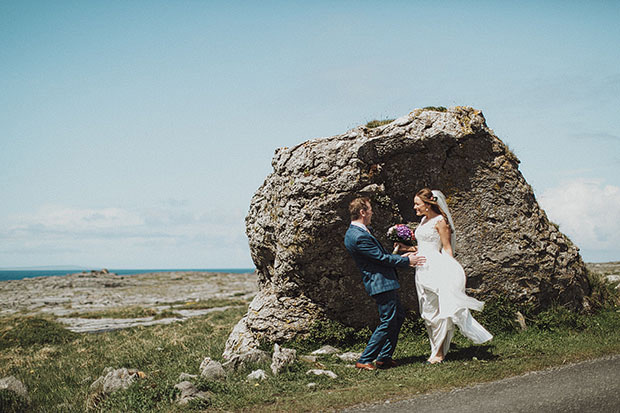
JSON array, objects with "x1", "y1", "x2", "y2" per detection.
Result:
[
  {"x1": 358, "y1": 290, "x2": 394, "y2": 363},
  {"x1": 377, "y1": 290, "x2": 405, "y2": 361}
]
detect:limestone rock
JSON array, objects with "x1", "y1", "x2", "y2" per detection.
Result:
[
  {"x1": 222, "y1": 349, "x2": 271, "y2": 372},
  {"x1": 199, "y1": 357, "x2": 226, "y2": 380},
  {"x1": 0, "y1": 375, "x2": 29, "y2": 400},
  {"x1": 270, "y1": 343, "x2": 297, "y2": 375},
  {"x1": 87, "y1": 367, "x2": 143, "y2": 409},
  {"x1": 178, "y1": 372, "x2": 198, "y2": 381},
  {"x1": 224, "y1": 106, "x2": 591, "y2": 356},
  {"x1": 174, "y1": 381, "x2": 211, "y2": 405},
  {"x1": 311, "y1": 345, "x2": 341, "y2": 355},
  {"x1": 306, "y1": 369, "x2": 338, "y2": 379},
  {"x1": 605, "y1": 275, "x2": 620, "y2": 285},
  {"x1": 90, "y1": 367, "x2": 140, "y2": 395},
  {"x1": 336, "y1": 352, "x2": 362, "y2": 362},
  {"x1": 247, "y1": 369, "x2": 268, "y2": 381},
  {"x1": 515, "y1": 311, "x2": 528, "y2": 331}
]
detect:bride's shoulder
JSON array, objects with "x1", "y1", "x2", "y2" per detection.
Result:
[{"x1": 433, "y1": 215, "x2": 447, "y2": 227}]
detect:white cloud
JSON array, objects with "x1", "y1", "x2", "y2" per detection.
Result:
[
  {"x1": 539, "y1": 179, "x2": 620, "y2": 261},
  {"x1": 0, "y1": 203, "x2": 252, "y2": 268},
  {"x1": 10, "y1": 206, "x2": 144, "y2": 233}
]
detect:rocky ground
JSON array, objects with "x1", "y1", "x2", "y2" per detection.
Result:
[
  {"x1": 0, "y1": 270, "x2": 257, "y2": 332},
  {"x1": 587, "y1": 261, "x2": 620, "y2": 276},
  {"x1": 0, "y1": 263, "x2": 617, "y2": 334}
]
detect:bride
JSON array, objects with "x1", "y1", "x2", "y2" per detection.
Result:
[{"x1": 399, "y1": 188, "x2": 493, "y2": 364}]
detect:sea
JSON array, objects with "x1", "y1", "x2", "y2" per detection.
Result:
[{"x1": 0, "y1": 268, "x2": 255, "y2": 282}]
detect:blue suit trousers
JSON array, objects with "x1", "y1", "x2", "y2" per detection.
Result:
[{"x1": 358, "y1": 289, "x2": 406, "y2": 363}]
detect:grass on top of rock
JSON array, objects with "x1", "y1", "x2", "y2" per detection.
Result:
[
  {"x1": 365, "y1": 107, "x2": 447, "y2": 129},
  {"x1": 0, "y1": 269, "x2": 618, "y2": 412},
  {"x1": 422, "y1": 106, "x2": 447, "y2": 112},
  {"x1": 365, "y1": 119, "x2": 395, "y2": 128}
]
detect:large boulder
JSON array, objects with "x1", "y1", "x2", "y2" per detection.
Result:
[{"x1": 223, "y1": 106, "x2": 590, "y2": 357}]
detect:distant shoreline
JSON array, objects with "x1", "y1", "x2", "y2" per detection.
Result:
[
  {"x1": 0, "y1": 270, "x2": 259, "y2": 319},
  {"x1": 0, "y1": 268, "x2": 256, "y2": 282}
]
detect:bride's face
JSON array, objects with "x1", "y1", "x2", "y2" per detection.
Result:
[{"x1": 413, "y1": 196, "x2": 427, "y2": 217}]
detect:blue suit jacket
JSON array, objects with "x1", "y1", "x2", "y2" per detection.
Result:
[{"x1": 344, "y1": 224, "x2": 410, "y2": 296}]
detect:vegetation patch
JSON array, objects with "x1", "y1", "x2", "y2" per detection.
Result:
[
  {"x1": 365, "y1": 119, "x2": 395, "y2": 128},
  {"x1": 173, "y1": 298, "x2": 249, "y2": 310},
  {"x1": 0, "y1": 268, "x2": 618, "y2": 412},
  {"x1": 0, "y1": 316, "x2": 78, "y2": 349},
  {"x1": 0, "y1": 389, "x2": 29, "y2": 413},
  {"x1": 64, "y1": 306, "x2": 160, "y2": 319},
  {"x1": 288, "y1": 318, "x2": 372, "y2": 353}
]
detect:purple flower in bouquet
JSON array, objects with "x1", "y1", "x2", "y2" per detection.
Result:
[{"x1": 387, "y1": 223, "x2": 417, "y2": 253}]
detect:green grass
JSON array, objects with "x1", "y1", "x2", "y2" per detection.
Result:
[
  {"x1": 173, "y1": 298, "x2": 249, "y2": 310},
  {"x1": 422, "y1": 106, "x2": 447, "y2": 112},
  {"x1": 61, "y1": 298, "x2": 249, "y2": 320},
  {"x1": 365, "y1": 119, "x2": 395, "y2": 128},
  {"x1": 1, "y1": 278, "x2": 619, "y2": 412}
]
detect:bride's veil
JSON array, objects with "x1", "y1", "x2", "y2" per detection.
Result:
[{"x1": 432, "y1": 190, "x2": 456, "y2": 252}]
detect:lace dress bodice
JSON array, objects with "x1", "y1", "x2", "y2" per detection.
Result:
[{"x1": 415, "y1": 215, "x2": 444, "y2": 254}]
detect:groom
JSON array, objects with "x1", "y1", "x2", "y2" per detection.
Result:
[{"x1": 344, "y1": 197, "x2": 425, "y2": 370}]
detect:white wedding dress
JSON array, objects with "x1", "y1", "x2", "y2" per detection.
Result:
[{"x1": 415, "y1": 215, "x2": 493, "y2": 359}]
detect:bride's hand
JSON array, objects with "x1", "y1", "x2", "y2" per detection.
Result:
[{"x1": 394, "y1": 242, "x2": 415, "y2": 253}]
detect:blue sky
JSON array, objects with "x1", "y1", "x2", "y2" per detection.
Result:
[{"x1": 1, "y1": 1, "x2": 619, "y2": 268}]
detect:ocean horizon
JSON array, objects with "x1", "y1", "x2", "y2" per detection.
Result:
[{"x1": 0, "y1": 268, "x2": 256, "y2": 282}]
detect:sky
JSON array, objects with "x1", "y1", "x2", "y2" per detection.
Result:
[{"x1": 1, "y1": 1, "x2": 619, "y2": 269}]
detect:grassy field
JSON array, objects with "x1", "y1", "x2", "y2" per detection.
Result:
[{"x1": 1, "y1": 271, "x2": 619, "y2": 412}]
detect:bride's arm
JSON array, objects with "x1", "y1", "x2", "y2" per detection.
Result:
[{"x1": 436, "y1": 219, "x2": 453, "y2": 257}]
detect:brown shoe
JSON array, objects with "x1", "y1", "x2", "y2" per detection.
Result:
[
  {"x1": 376, "y1": 359, "x2": 398, "y2": 369},
  {"x1": 355, "y1": 362, "x2": 376, "y2": 371}
]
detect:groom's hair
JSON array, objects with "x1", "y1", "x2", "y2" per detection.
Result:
[{"x1": 349, "y1": 197, "x2": 371, "y2": 220}]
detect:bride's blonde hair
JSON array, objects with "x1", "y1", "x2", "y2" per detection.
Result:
[{"x1": 416, "y1": 188, "x2": 452, "y2": 232}]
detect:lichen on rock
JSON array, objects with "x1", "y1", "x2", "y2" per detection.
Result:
[{"x1": 223, "y1": 106, "x2": 590, "y2": 358}]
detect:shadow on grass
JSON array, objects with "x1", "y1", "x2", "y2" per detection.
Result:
[
  {"x1": 395, "y1": 343, "x2": 497, "y2": 366},
  {"x1": 445, "y1": 344, "x2": 498, "y2": 362},
  {"x1": 395, "y1": 354, "x2": 428, "y2": 366}
]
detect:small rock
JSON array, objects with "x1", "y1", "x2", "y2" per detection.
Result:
[
  {"x1": 247, "y1": 369, "x2": 268, "y2": 381},
  {"x1": 299, "y1": 355, "x2": 318, "y2": 363},
  {"x1": 271, "y1": 343, "x2": 297, "y2": 375},
  {"x1": 0, "y1": 375, "x2": 29, "y2": 400},
  {"x1": 336, "y1": 352, "x2": 361, "y2": 362},
  {"x1": 90, "y1": 368, "x2": 140, "y2": 395},
  {"x1": 222, "y1": 349, "x2": 271, "y2": 372},
  {"x1": 311, "y1": 345, "x2": 341, "y2": 355},
  {"x1": 605, "y1": 275, "x2": 620, "y2": 284},
  {"x1": 306, "y1": 369, "x2": 338, "y2": 379},
  {"x1": 174, "y1": 381, "x2": 211, "y2": 405},
  {"x1": 178, "y1": 373, "x2": 198, "y2": 381},
  {"x1": 307, "y1": 382, "x2": 318, "y2": 388},
  {"x1": 515, "y1": 311, "x2": 527, "y2": 331},
  {"x1": 199, "y1": 357, "x2": 226, "y2": 380}
]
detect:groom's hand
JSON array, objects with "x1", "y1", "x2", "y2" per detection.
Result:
[{"x1": 404, "y1": 253, "x2": 426, "y2": 267}]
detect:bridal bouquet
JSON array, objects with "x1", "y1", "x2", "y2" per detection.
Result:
[{"x1": 387, "y1": 223, "x2": 417, "y2": 254}]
